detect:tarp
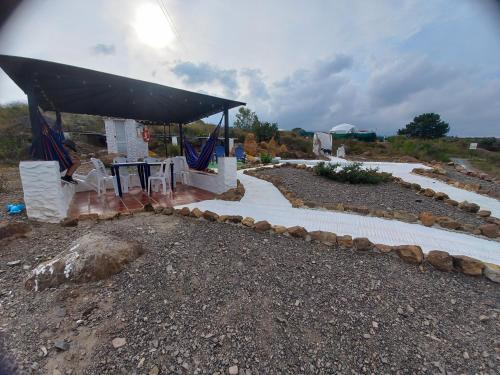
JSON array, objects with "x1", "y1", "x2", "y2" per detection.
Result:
[
  {"x1": 0, "y1": 54, "x2": 245, "y2": 124},
  {"x1": 330, "y1": 123, "x2": 356, "y2": 134},
  {"x1": 313, "y1": 132, "x2": 332, "y2": 155}
]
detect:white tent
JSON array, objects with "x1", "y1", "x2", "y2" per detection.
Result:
[
  {"x1": 330, "y1": 123, "x2": 356, "y2": 134},
  {"x1": 313, "y1": 132, "x2": 332, "y2": 156}
]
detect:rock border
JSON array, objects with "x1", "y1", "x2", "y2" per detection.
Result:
[
  {"x1": 166, "y1": 206, "x2": 500, "y2": 284},
  {"x1": 245, "y1": 164, "x2": 500, "y2": 239}
]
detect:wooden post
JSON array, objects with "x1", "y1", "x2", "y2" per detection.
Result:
[{"x1": 224, "y1": 107, "x2": 229, "y2": 156}]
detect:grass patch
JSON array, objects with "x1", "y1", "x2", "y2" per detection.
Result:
[{"x1": 314, "y1": 162, "x2": 392, "y2": 184}]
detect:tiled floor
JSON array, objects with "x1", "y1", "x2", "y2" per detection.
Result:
[{"x1": 67, "y1": 184, "x2": 215, "y2": 218}]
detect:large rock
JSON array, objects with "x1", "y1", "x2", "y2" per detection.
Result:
[
  {"x1": 458, "y1": 201, "x2": 480, "y2": 213},
  {"x1": 418, "y1": 212, "x2": 436, "y2": 227},
  {"x1": 287, "y1": 226, "x2": 308, "y2": 239},
  {"x1": 426, "y1": 250, "x2": 453, "y2": 272},
  {"x1": 438, "y1": 218, "x2": 462, "y2": 230},
  {"x1": 373, "y1": 244, "x2": 393, "y2": 253},
  {"x1": 0, "y1": 222, "x2": 32, "y2": 242},
  {"x1": 337, "y1": 235, "x2": 353, "y2": 248},
  {"x1": 477, "y1": 210, "x2": 491, "y2": 218},
  {"x1": 202, "y1": 210, "x2": 219, "y2": 222},
  {"x1": 452, "y1": 255, "x2": 485, "y2": 276},
  {"x1": 483, "y1": 263, "x2": 500, "y2": 283},
  {"x1": 422, "y1": 188, "x2": 436, "y2": 197},
  {"x1": 272, "y1": 225, "x2": 287, "y2": 234},
  {"x1": 393, "y1": 211, "x2": 418, "y2": 223},
  {"x1": 254, "y1": 220, "x2": 272, "y2": 232},
  {"x1": 241, "y1": 217, "x2": 255, "y2": 227},
  {"x1": 478, "y1": 224, "x2": 498, "y2": 238},
  {"x1": 394, "y1": 245, "x2": 424, "y2": 264},
  {"x1": 353, "y1": 237, "x2": 373, "y2": 251},
  {"x1": 226, "y1": 215, "x2": 243, "y2": 224},
  {"x1": 309, "y1": 231, "x2": 337, "y2": 245},
  {"x1": 190, "y1": 208, "x2": 203, "y2": 218},
  {"x1": 434, "y1": 192, "x2": 449, "y2": 200},
  {"x1": 178, "y1": 207, "x2": 191, "y2": 216},
  {"x1": 25, "y1": 233, "x2": 144, "y2": 291}
]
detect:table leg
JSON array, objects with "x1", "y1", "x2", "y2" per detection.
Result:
[
  {"x1": 113, "y1": 166, "x2": 123, "y2": 198},
  {"x1": 138, "y1": 165, "x2": 145, "y2": 190},
  {"x1": 170, "y1": 161, "x2": 175, "y2": 192}
]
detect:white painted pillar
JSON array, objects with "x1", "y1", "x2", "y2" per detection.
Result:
[{"x1": 19, "y1": 161, "x2": 75, "y2": 223}]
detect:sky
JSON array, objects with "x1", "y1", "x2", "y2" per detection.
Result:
[{"x1": 0, "y1": 0, "x2": 499, "y2": 136}]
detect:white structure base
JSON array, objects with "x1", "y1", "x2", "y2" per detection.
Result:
[
  {"x1": 19, "y1": 161, "x2": 75, "y2": 223},
  {"x1": 187, "y1": 157, "x2": 237, "y2": 194}
]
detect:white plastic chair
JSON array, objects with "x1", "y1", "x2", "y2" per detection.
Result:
[
  {"x1": 174, "y1": 156, "x2": 190, "y2": 185},
  {"x1": 90, "y1": 158, "x2": 124, "y2": 196},
  {"x1": 148, "y1": 159, "x2": 171, "y2": 196}
]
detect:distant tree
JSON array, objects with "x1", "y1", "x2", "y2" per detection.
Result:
[
  {"x1": 398, "y1": 113, "x2": 450, "y2": 139},
  {"x1": 252, "y1": 121, "x2": 279, "y2": 142},
  {"x1": 234, "y1": 107, "x2": 259, "y2": 131}
]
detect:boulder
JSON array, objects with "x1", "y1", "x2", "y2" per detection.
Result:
[
  {"x1": 458, "y1": 201, "x2": 480, "y2": 213},
  {"x1": 226, "y1": 215, "x2": 243, "y2": 224},
  {"x1": 178, "y1": 207, "x2": 191, "y2": 216},
  {"x1": 353, "y1": 237, "x2": 373, "y2": 251},
  {"x1": 60, "y1": 217, "x2": 78, "y2": 227},
  {"x1": 162, "y1": 207, "x2": 174, "y2": 215},
  {"x1": 410, "y1": 183, "x2": 421, "y2": 191},
  {"x1": 25, "y1": 233, "x2": 143, "y2": 291},
  {"x1": 483, "y1": 263, "x2": 500, "y2": 283},
  {"x1": 393, "y1": 211, "x2": 418, "y2": 223},
  {"x1": 478, "y1": 224, "x2": 498, "y2": 238},
  {"x1": 452, "y1": 255, "x2": 485, "y2": 276},
  {"x1": 287, "y1": 226, "x2": 308, "y2": 239},
  {"x1": 272, "y1": 225, "x2": 287, "y2": 234},
  {"x1": 241, "y1": 217, "x2": 255, "y2": 227},
  {"x1": 444, "y1": 199, "x2": 458, "y2": 206},
  {"x1": 438, "y1": 218, "x2": 462, "y2": 230},
  {"x1": 394, "y1": 245, "x2": 424, "y2": 264},
  {"x1": 426, "y1": 250, "x2": 454, "y2": 272},
  {"x1": 422, "y1": 188, "x2": 436, "y2": 197},
  {"x1": 434, "y1": 192, "x2": 449, "y2": 200},
  {"x1": 0, "y1": 222, "x2": 32, "y2": 242},
  {"x1": 337, "y1": 235, "x2": 353, "y2": 248},
  {"x1": 202, "y1": 210, "x2": 219, "y2": 222},
  {"x1": 418, "y1": 212, "x2": 436, "y2": 227},
  {"x1": 217, "y1": 215, "x2": 229, "y2": 223},
  {"x1": 373, "y1": 244, "x2": 393, "y2": 253},
  {"x1": 190, "y1": 208, "x2": 203, "y2": 218},
  {"x1": 254, "y1": 220, "x2": 272, "y2": 232},
  {"x1": 309, "y1": 231, "x2": 337, "y2": 245}
]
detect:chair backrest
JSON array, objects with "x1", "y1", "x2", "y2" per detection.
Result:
[
  {"x1": 235, "y1": 146, "x2": 245, "y2": 158},
  {"x1": 215, "y1": 145, "x2": 225, "y2": 157},
  {"x1": 90, "y1": 158, "x2": 108, "y2": 178},
  {"x1": 157, "y1": 158, "x2": 171, "y2": 178}
]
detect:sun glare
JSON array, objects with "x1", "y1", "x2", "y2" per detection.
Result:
[{"x1": 133, "y1": 2, "x2": 176, "y2": 49}]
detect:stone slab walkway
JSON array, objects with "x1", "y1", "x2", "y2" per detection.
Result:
[{"x1": 177, "y1": 171, "x2": 500, "y2": 265}]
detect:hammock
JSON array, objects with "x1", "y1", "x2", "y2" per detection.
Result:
[
  {"x1": 184, "y1": 115, "x2": 223, "y2": 170},
  {"x1": 32, "y1": 108, "x2": 73, "y2": 172}
]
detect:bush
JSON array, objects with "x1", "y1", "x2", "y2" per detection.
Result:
[
  {"x1": 314, "y1": 162, "x2": 392, "y2": 184},
  {"x1": 167, "y1": 144, "x2": 180, "y2": 157},
  {"x1": 260, "y1": 152, "x2": 272, "y2": 164}
]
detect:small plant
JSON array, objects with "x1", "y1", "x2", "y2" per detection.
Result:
[
  {"x1": 260, "y1": 152, "x2": 273, "y2": 164},
  {"x1": 167, "y1": 144, "x2": 180, "y2": 157},
  {"x1": 314, "y1": 162, "x2": 392, "y2": 184}
]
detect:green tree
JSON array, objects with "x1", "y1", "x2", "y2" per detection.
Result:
[
  {"x1": 252, "y1": 121, "x2": 279, "y2": 142},
  {"x1": 234, "y1": 107, "x2": 259, "y2": 131},
  {"x1": 398, "y1": 113, "x2": 450, "y2": 139}
]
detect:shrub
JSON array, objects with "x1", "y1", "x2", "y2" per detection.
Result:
[
  {"x1": 244, "y1": 133, "x2": 258, "y2": 156},
  {"x1": 314, "y1": 162, "x2": 392, "y2": 184},
  {"x1": 260, "y1": 152, "x2": 273, "y2": 164},
  {"x1": 167, "y1": 144, "x2": 180, "y2": 157}
]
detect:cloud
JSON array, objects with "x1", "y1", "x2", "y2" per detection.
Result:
[
  {"x1": 171, "y1": 61, "x2": 238, "y2": 97},
  {"x1": 91, "y1": 43, "x2": 116, "y2": 55},
  {"x1": 241, "y1": 69, "x2": 269, "y2": 100}
]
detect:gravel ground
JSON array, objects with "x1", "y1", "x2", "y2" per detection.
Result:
[
  {"x1": 255, "y1": 167, "x2": 489, "y2": 227},
  {"x1": 0, "y1": 166, "x2": 28, "y2": 224},
  {"x1": 442, "y1": 165, "x2": 500, "y2": 197},
  {"x1": 1, "y1": 214, "x2": 499, "y2": 374}
]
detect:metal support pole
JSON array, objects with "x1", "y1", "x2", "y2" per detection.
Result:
[
  {"x1": 27, "y1": 93, "x2": 43, "y2": 159},
  {"x1": 224, "y1": 107, "x2": 229, "y2": 156},
  {"x1": 179, "y1": 123, "x2": 184, "y2": 156}
]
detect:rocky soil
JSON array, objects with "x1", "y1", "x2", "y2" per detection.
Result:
[
  {"x1": 0, "y1": 214, "x2": 499, "y2": 374},
  {"x1": 0, "y1": 166, "x2": 27, "y2": 224},
  {"x1": 442, "y1": 165, "x2": 500, "y2": 197},
  {"x1": 255, "y1": 167, "x2": 490, "y2": 227}
]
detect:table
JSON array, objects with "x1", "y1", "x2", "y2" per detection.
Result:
[{"x1": 111, "y1": 160, "x2": 175, "y2": 197}]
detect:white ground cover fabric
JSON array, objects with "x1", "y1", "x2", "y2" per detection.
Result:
[{"x1": 177, "y1": 171, "x2": 500, "y2": 265}]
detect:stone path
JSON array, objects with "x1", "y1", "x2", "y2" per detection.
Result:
[{"x1": 177, "y1": 169, "x2": 500, "y2": 265}]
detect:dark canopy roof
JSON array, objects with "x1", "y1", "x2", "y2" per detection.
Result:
[{"x1": 0, "y1": 54, "x2": 245, "y2": 124}]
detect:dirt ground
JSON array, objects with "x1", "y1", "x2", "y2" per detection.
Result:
[{"x1": 0, "y1": 213, "x2": 499, "y2": 375}]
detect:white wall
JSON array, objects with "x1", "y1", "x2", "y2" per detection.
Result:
[
  {"x1": 187, "y1": 157, "x2": 237, "y2": 194},
  {"x1": 104, "y1": 118, "x2": 148, "y2": 160},
  {"x1": 19, "y1": 161, "x2": 75, "y2": 223}
]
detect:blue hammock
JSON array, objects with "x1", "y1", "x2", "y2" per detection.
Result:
[
  {"x1": 184, "y1": 124, "x2": 221, "y2": 170},
  {"x1": 32, "y1": 109, "x2": 73, "y2": 172}
]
